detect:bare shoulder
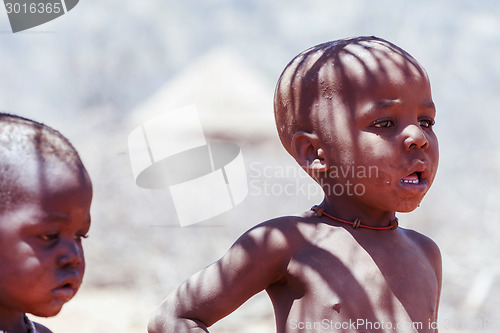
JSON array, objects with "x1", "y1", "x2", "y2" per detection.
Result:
[
  {"x1": 147, "y1": 214, "x2": 314, "y2": 329},
  {"x1": 400, "y1": 228, "x2": 442, "y2": 270},
  {"x1": 235, "y1": 215, "x2": 308, "y2": 258},
  {"x1": 33, "y1": 322, "x2": 53, "y2": 333}
]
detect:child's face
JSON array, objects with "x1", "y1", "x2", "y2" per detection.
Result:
[
  {"x1": 317, "y1": 43, "x2": 439, "y2": 212},
  {"x1": 0, "y1": 158, "x2": 92, "y2": 317}
]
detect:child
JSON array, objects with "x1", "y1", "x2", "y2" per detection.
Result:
[
  {"x1": 0, "y1": 113, "x2": 92, "y2": 333},
  {"x1": 148, "y1": 36, "x2": 441, "y2": 333}
]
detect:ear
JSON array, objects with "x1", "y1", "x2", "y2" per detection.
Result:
[{"x1": 291, "y1": 131, "x2": 329, "y2": 173}]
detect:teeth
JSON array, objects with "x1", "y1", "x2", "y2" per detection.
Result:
[{"x1": 401, "y1": 179, "x2": 419, "y2": 184}]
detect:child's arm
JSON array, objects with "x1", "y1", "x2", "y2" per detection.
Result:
[
  {"x1": 412, "y1": 231, "x2": 442, "y2": 331},
  {"x1": 428, "y1": 239, "x2": 442, "y2": 332},
  {"x1": 148, "y1": 220, "x2": 292, "y2": 333}
]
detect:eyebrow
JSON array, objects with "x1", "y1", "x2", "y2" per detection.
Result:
[
  {"x1": 368, "y1": 99, "x2": 435, "y2": 112},
  {"x1": 41, "y1": 213, "x2": 70, "y2": 222},
  {"x1": 360, "y1": 99, "x2": 402, "y2": 116},
  {"x1": 374, "y1": 99, "x2": 402, "y2": 109},
  {"x1": 41, "y1": 213, "x2": 91, "y2": 226},
  {"x1": 421, "y1": 101, "x2": 436, "y2": 109}
]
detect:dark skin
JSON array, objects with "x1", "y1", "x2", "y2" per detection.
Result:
[
  {"x1": 0, "y1": 157, "x2": 92, "y2": 333},
  {"x1": 148, "y1": 39, "x2": 441, "y2": 333}
]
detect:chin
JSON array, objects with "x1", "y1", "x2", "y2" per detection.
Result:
[
  {"x1": 30, "y1": 304, "x2": 64, "y2": 318},
  {"x1": 395, "y1": 200, "x2": 422, "y2": 213}
]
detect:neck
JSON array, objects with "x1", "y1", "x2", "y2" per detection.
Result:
[
  {"x1": 0, "y1": 313, "x2": 27, "y2": 333},
  {"x1": 319, "y1": 196, "x2": 396, "y2": 228}
]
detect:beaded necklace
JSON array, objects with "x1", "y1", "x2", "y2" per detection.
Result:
[{"x1": 311, "y1": 205, "x2": 398, "y2": 230}]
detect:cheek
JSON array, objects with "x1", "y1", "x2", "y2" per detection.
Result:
[
  {"x1": 0, "y1": 239, "x2": 46, "y2": 270},
  {"x1": 80, "y1": 254, "x2": 86, "y2": 276},
  {"x1": 357, "y1": 139, "x2": 396, "y2": 178},
  {"x1": 9, "y1": 247, "x2": 56, "y2": 289},
  {"x1": 428, "y1": 135, "x2": 439, "y2": 167},
  {"x1": 0, "y1": 253, "x2": 54, "y2": 310}
]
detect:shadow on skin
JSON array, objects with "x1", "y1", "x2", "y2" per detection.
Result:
[{"x1": 154, "y1": 37, "x2": 438, "y2": 333}]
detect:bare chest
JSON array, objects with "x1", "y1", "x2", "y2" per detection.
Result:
[{"x1": 268, "y1": 228, "x2": 438, "y2": 333}]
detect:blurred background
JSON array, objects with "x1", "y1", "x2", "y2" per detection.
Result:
[{"x1": 1, "y1": 0, "x2": 499, "y2": 332}]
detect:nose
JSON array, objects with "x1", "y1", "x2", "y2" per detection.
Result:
[
  {"x1": 403, "y1": 124, "x2": 429, "y2": 150},
  {"x1": 57, "y1": 239, "x2": 84, "y2": 268}
]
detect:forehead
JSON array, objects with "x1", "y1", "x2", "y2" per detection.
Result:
[
  {"x1": 0, "y1": 161, "x2": 92, "y2": 239},
  {"x1": 311, "y1": 41, "x2": 432, "y2": 137},
  {"x1": 321, "y1": 40, "x2": 428, "y2": 94},
  {"x1": 6, "y1": 156, "x2": 92, "y2": 211}
]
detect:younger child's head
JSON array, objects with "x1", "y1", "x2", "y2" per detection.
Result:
[
  {"x1": 0, "y1": 113, "x2": 92, "y2": 323},
  {"x1": 274, "y1": 36, "x2": 439, "y2": 212}
]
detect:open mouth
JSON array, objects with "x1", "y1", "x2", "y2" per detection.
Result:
[
  {"x1": 54, "y1": 282, "x2": 75, "y2": 293},
  {"x1": 53, "y1": 276, "x2": 81, "y2": 301},
  {"x1": 53, "y1": 284, "x2": 76, "y2": 301},
  {"x1": 400, "y1": 172, "x2": 421, "y2": 184}
]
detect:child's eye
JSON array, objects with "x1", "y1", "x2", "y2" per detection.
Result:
[
  {"x1": 39, "y1": 232, "x2": 59, "y2": 242},
  {"x1": 419, "y1": 118, "x2": 435, "y2": 129},
  {"x1": 75, "y1": 234, "x2": 89, "y2": 242},
  {"x1": 371, "y1": 119, "x2": 394, "y2": 128}
]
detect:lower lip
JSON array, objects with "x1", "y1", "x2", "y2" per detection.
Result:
[
  {"x1": 53, "y1": 287, "x2": 76, "y2": 301},
  {"x1": 399, "y1": 179, "x2": 428, "y2": 193}
]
